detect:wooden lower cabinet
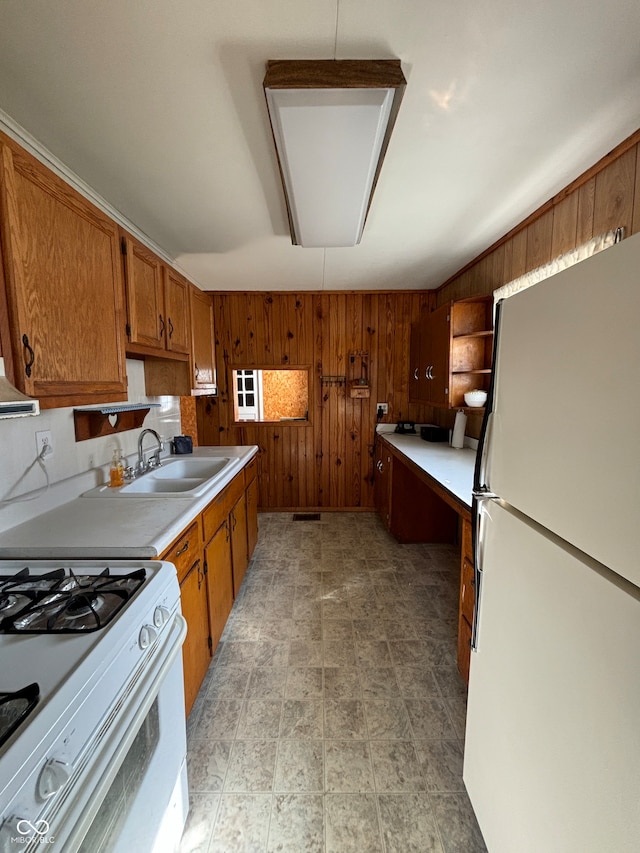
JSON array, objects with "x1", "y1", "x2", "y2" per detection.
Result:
[
  {"x1": 180, "y1": 557, "x2": 210, "y2": 717},
  {"x1": 161, "y1": 456, "x2": 260, "y2": 717},
  {"x1": 374, "y1": 437, "x2": 457, "y2": 545},
  {"x1": 161, "y1": 521, "x2": 208, "y2": 717},
  {"x1": 204, "y1": 519, "x2": 234, "y2": 653},
  {"x1": 373, "y1": 439, "x2": 392, "y2": 530},
  {"x1": 457, "y1": 518, "x2": 475, "y2": 685}
]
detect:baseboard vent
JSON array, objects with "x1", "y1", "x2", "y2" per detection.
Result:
[{"x1": 292, "y1": 513, "x2": 321, "y2": 522}]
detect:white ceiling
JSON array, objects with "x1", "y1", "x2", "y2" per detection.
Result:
[{"x1": 0, "y1": 0, "x2": 639, "y2": 291}]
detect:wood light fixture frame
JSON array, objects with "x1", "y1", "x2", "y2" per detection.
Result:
[{"x1": 263, "y1": 59, "x2": 406, "y2": 248}]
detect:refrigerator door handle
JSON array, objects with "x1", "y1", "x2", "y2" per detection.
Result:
[
  {"x1": 475, "y1": 412, "x2": 495, "y2": 494},
  {"x1": 471, "y1": 494, "x2": 492, "y2": 651}
]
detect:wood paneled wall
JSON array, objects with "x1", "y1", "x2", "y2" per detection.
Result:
[
  {"x1": 196, "y1": 292, "x2": 429, "y2": 509},
  {"x1": 412, "y1": 128, "x2": 640, "y2": 438}
]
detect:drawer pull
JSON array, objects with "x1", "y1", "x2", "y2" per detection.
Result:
[{"x1": 175, "y1": 540, "x2": 190, "y2": 557}]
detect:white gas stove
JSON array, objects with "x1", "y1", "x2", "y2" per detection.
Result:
[{"x1": 0, "y1": 559, "x2": 187, "y2": 853}]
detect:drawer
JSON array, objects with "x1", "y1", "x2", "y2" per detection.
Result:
[
  {"x1": 244, "y1": 455, "x2": 257, "y2": 486},
  {"x1": 460, "y1": 556, "x2": 475, "y2": 625},
  {"x1": 202, "y1": 471, "x2": 245, "y2": 543},
  {"x1": 161, "y1": 521, "x2": 201, "y2": 583}
]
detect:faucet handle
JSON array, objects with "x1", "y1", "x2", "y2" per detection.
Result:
[{"x1": 148, "y1": 453, "x2": 162, "y2": 469}]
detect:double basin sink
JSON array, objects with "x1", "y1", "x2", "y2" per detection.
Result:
[{"x1": 83, "y1": 456, "x2": 240, "y2": 499}]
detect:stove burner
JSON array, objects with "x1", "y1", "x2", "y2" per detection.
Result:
[
  {"x1": 66, "y1": 593, "x2": 102, "y2": 618},
  {"x1": 0, "y1": 568, "x2": 146, "y2": 634},
  {"x1": 0, "y1": 683, "x2": 39, "y2": 748}
]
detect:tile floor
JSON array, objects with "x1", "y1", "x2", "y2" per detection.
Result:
[{"x1": 179, "y1": 512, "x2": 487, "y2": 853}]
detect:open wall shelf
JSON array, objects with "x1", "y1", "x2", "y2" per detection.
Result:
[{"x1": 73, "y1": 403, "x2": 160, "y2": 441}]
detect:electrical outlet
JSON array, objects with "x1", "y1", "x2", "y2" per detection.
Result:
[
  {"x1": 376, "y1": 402, "x2": 389, "y2": 414},
  {"x1": 35, "y1": 429, "x2": 53, "y2": 458}
]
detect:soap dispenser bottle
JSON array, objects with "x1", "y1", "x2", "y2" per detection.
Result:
[{"x1": 109, "y1": 448, "x2": 124, "y2": 488}]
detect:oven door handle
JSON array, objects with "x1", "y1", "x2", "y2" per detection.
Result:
[{"x1": 63, "y1": 613, "x2": 187, "y2": 852}]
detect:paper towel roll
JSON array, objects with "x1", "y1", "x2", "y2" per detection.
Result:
[{"x1": 451, "y1": 410, "x2": 467, "y2": 449}]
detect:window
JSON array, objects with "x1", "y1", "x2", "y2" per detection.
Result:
[
  {"x1": 232, "y1": 368, "x2": 309, "y2": 423},
  {"x1": 235, "y1": 369, "x2": 263, "y2": 421}
]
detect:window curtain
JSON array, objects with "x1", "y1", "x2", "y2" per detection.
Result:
[{"x1": 493, "y1": 227, "x2": 623, "y2": 302}]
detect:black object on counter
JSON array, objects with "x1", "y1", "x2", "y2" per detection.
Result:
[
  {"x1": 420, "y1": 425, "x2": 449, "y2": 442},
  {"x1": 173, "y1": 435, "x2": 193, "y2": 454}
]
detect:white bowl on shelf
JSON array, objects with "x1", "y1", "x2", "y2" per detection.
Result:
[{"x1": 464, "y1": 390, "x2": 487, "y2": 407}]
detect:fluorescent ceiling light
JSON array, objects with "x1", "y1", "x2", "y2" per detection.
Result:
[{"x1": 264, "y1": 60, "x2": 406, "y2": 248}]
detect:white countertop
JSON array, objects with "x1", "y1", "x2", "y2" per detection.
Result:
[
  {"x1": 378, "y1": 427, "x2": 477, "y2": 510},
  {"x1": 0, "y1": 446, "x2": 258, "y2": 559}
]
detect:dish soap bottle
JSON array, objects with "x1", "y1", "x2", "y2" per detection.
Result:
[{"x1": 109, "y1": 448, "x2": 124, "y2": 488}]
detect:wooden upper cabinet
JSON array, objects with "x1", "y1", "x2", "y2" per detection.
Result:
[
  {"x1": 122, "y1": 234, "x2": 164, "y2": 350},
  {"x1": 189, "y1": 285, "x2": 216, "y2": 391},
  {"x1": 0, "y1": 135, "x2": 127, "y2": 408},
  {"x1": 408, "y1": 297, "x2": 492, "y2": 409},
  {"x1": 122, "y1": 233, "x2": 190, "y2": 358},
  {"x1": 410, "y1": 303, "x2": 451, "y2": 406},
  {"x1": 163, "y1": 267, "x2": 190, "y2": 355}
]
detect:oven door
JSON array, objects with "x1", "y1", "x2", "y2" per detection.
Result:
[{"x1": 62, "y1": 614, "x2": 188, "y2": 853}]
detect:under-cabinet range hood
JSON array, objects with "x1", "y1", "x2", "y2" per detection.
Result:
[{"x1": 0, "y1": 358, "x2": 39, "y2": 418}]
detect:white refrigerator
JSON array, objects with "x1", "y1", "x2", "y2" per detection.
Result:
[{"x1": 463, "y1": 230, "x2": 640, "y2": 853}]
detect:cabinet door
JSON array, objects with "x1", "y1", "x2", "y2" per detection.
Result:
[
  {"x1": 190, "y1": 286, "x2": 216, "y2": 389},
  {"x1": 164, "y1": 267, "x2": 190, "y2": 355},
  {"x1": 0, "y1": 138, "x2": 127, "y2": 406},
  {"x1": 230, "y1": 494, "x2": 249, "y2": 597},
  {"x1": 428, "y1": 303, "x2": 451, "y2": 406},
  {"x1": 373, "y1": 440, "x2": 392, "y2": 530},
  {"x1": 246, "y1": 477, "x2": 259, "y2": 562},
  {"x1": 122, "y1": 234, "x2": 165, "y2": 350},
  {"x1": 408, "y1": 321, "x2": 421, "y2": 403},
  {"x1": 204, "y1": 520, "x2": 234, "y2": 654},
  {"x1": 180, "y1": 558, "x2": 210, "y2": 716}
]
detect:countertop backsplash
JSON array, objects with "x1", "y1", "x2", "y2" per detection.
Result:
[{"x1": 0, "y1": 359, "x2": 181, "y2": 527}]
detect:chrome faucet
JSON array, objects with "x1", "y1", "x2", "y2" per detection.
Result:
[{"x1": 136, "y1": 429, "x2": 163, "y2": 474}]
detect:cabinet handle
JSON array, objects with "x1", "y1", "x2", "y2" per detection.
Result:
[
  {"x1": 159, "y1": 314, "x2": 166, "y2": 337},
  {"x1": 196, "y1": 560, "x2": 203, "y2": 589},
  {"x1": 175, "y1": 540, "x2": 190, "y2": 557},
  {"x1": 231, "y1": 510, "x2": 237, "y2": 532},
  {"x1": 413, "y1": 367, "x2": 418, "y2": 381},
  {"x1": 194, "y1": 362, "x2": 200, "y2": 380},
  {"x1": 22, "y1": 334, "x2": 35, "y2": 378},
  {"x1": 168, "y1": 317, "x2": 174, "y2": 339},
  {"x1": 224, "y1": 520, "x2": 230, "y2": 542}
]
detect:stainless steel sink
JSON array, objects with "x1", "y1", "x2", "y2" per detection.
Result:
[{"x1": 82, "y1": 456, "x2": 239, "y2": 498}]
